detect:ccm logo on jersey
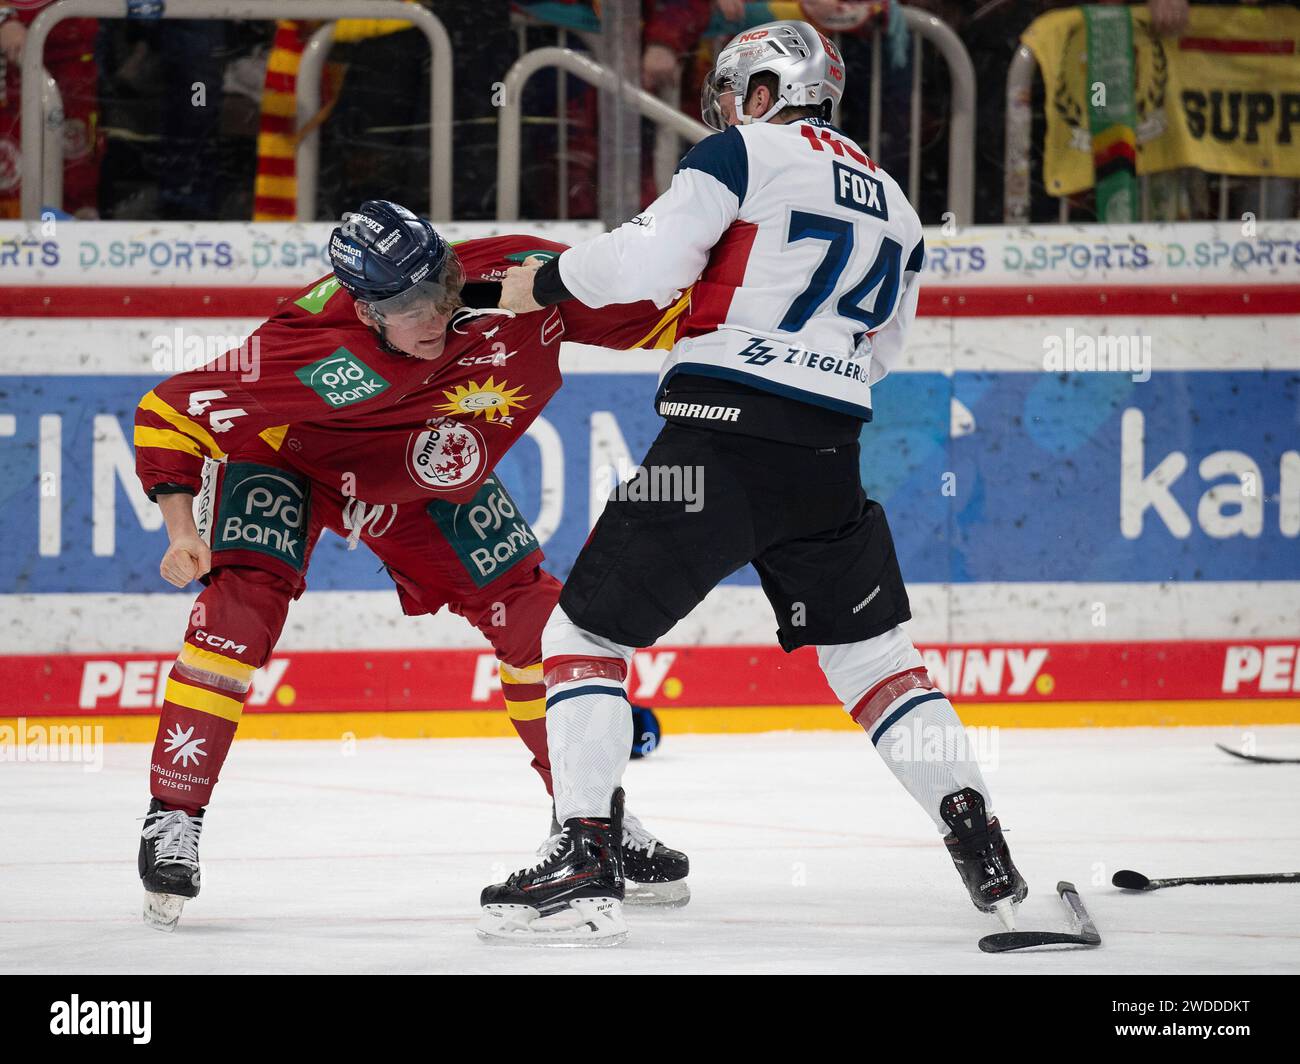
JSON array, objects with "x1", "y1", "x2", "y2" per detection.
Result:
[{"x1": 833, "y1": 162, "x2": 888, "y2": 220}]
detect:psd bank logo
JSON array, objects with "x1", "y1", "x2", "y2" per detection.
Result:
[
  {"x1": 295, "y1": 347, "x2": 390, "y2": 409},
  {"x1": 426, "y1": 475, "x2": 537, "y2": 587},
  {"x1": 213, "y1": 464, "x2": 311, "y2": 570}
]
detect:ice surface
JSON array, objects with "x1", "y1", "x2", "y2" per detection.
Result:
[{"x1": 2, "y1": 726, "x2": 1298, "y2": 974}]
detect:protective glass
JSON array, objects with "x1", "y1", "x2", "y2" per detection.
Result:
[
  {"x1": 700, "y1": 65, "x2": 744, "y2": 132},
  {"x1": 364, "y1": 254, "x2": 464, "y2": 323}
]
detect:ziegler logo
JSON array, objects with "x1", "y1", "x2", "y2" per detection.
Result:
[
  {"x1": 406, "y1": 417, "x2": 485, "y2": 490},
  {"x1": 295, "y1": 348, "x2": 390, "y2": 408}
]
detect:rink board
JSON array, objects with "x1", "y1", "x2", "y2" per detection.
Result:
[{"x1": 1, "y1": 220, "x2": 1298, "y2": 731}]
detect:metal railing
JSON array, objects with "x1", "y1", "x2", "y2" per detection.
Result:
[
  {"x1": 39, "y1": 71, "x2": 64, "y2": 213},
  {"x1": 496, "y1": 46, "x2": 712, "y2": 221},
  {"x1": 20, "y1": 0, "x2": 453, "y2": 220},
  {"x1": 497, "y1": 7, "x2": 976, "y2": 225},
  {"x1": 1005, "y1": 40, "x2": 1292, "y2": 223},
  {"x1": 861, "y1": 7, "x2": 975, "y2": 224}
]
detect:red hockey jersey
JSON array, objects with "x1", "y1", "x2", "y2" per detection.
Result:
[{"x1": 134, "y1": 235, "x2": 689, "y2": 506}]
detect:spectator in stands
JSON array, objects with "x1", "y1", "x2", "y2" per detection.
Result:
[{"x1": 0, "y1": 2, "x2": 103, "y2": 218}]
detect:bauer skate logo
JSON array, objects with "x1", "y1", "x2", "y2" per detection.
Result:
[
  {"x1": 213, "y1": 464, "x2": 310, "y2": 570},
  {"x1": 406, "y1": 417, "x2": 485, "y2": 491},
  {"x1": 163, "y1": 724, "x2": 206, "y2": 768},
  {"x1": 426, "y1": 475, "x2": 538, "y2": 587},
  {"x1": 295, "y1": 347, "x2": 391, "y2": 409},
  {"x1": 50, "y1": 995, "x2": 151, "y2": 1045}
]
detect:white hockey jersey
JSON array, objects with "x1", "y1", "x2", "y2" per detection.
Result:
[{"x1": 557, "y1": 116, "x2": 925, "y2": 421}]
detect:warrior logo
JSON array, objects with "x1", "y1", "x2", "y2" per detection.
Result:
[{"x1": 406, "y1": 417, "x2": 485, "y2": 490}]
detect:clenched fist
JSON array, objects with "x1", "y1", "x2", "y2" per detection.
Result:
[
  {"x1": 498, "y1": 256, "x2": 545, "y2": 314},
  {"x1": 160, "y1": 534, "x2": 212, "y2": 589}
]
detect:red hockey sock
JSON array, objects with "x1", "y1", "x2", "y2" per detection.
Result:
[{"x1": 500, "y1": 660, "x2": 552, "y2": 794}]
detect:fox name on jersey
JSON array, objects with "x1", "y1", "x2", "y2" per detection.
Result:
[{"x1": 555, "y1": 116, "x2": 926, "y2": 423}]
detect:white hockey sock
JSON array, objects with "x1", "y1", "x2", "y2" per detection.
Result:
[
  {"x1": 819, "y1": 628, "x2": 992, "y2": 833},
  {"x1": 866, "y1": 691, "x2": 991, "y2": 834},
  {"x1": 546, "y1": 681, "x2": 632, "y2": 822},
  {"x1": 543, "y1": 607, "x2": 635, "y2": 823}
]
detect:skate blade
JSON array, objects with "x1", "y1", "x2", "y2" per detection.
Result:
[
  {"x1": 624, "y1": 879, "x2": 691, "y2": 908},
  {"x1": 990, "y1": 898, "x2": 1018, "y2": 932},
  {"x1": 477, "y1": 897, "x2": 628, "y2": 947},
  {"x1": 143, "y1": 891, "x2": 187, "y2": 933}
]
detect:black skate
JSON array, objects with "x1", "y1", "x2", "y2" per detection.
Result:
[
  {"x1": 139, "y1": 798, "x2": 204, "y2": 932},
  {"x1": 543, "y1": 802, "x2": 690, "y2": 908},
  {"x1": 940, "y1": 788, "x2": 1028, "y2": 931},
  {"x1": 479, "y1": 789, "x2": 627, "y2": 946},
  {"x1": 620, "y1": 810, "x2": 690, "y2": 907}
]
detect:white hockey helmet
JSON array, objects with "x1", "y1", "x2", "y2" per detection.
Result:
[{"x1": 700, "y1": 20, "x2": 846, "y2": 132}]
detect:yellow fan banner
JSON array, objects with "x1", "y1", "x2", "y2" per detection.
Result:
[{"x1": 1022, "y1": 5, "x2": 1300, "y2": 196}]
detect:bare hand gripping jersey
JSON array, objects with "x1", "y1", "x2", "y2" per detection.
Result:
[{"x1": 556, "y1": 117, "x2": 925, "y2": 421}]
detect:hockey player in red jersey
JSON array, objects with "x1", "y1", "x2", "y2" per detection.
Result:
[{"x1": 134, "y1": 200, "x2": 690, "y2": 930}]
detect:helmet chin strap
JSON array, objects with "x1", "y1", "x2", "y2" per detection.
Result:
[{"x1": 734, "y1": 90, "x2": 788, "y2": 126}]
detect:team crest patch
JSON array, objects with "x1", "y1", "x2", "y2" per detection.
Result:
[
  {"x1": 212, "y1": 463, "x2": 311, "y2": 570},
  {"x1": 295, "y1": 347, "x2": 390, "y2": 408},
  {"x1": 433, "y1": 376, "x2": 529, "y2": 424},
  {"x1": 406, "y1": 417, "x2": 485, "y2": 490}
]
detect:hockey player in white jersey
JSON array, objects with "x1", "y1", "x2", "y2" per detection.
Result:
[{"x1": 478, "y1": 19, "x2": 1026, "y2": 945}]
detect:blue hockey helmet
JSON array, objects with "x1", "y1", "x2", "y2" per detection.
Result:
[{"x1": 328, "y1": 199, "x2": 463, "y2": 321}]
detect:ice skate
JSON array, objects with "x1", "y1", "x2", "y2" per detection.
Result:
[
  {"x1": 479, "y1": 789, "x2": 627, "y2": 946},
  {"x1": 940, "y1": 788, "x2": 1027, "y2": 929},
  {"x1": 537, "y1": 802, "x2": 690, "y2": 908},
  {"x1": 139, "y1": 798, "x2": 204, "y2": 932},
  {"x1": 620, "y1": 809, "x2": 690, "y2": 907}
]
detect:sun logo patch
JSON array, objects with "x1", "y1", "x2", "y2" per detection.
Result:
[{"x1": 434, "y1": 377, "x2": 530, "y2": 424}]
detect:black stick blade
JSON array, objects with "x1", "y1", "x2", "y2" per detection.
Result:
[
  {"x1": 979, "y1": 931, "x2": 1098, "y2": 953},
  {"x1": 1216, "y1": 743, "x2": 1300, "y2": 764},
  {"x1": 1112, "y1": 869, "x2": 1153, "y2": 890}
]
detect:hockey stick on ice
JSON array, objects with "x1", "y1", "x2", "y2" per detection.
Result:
[
  {"x1": 978, "y1": 881, "x2": 1102, "y2": 953},
  {"x1": 1112, "y1": 869, "x2": 1300, "y2": 891},
  {"x1": 1215, "y1": 743, "x2": 1300, "y2": 765}
]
